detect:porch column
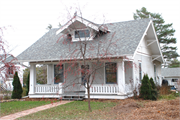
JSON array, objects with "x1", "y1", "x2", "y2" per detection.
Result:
[
  {"x1": 117, "y1": 60, "x2": 125, "y2": 95},
  {"x1": 47, "y1": 64, "x2": 53, "y2": 84},
  {"x1": 29, "y1": 63, "x2": 36, "y2": 94}
]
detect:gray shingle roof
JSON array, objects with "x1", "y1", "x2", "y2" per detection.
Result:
[
  {"x1": 17, "y1": 19, "x2": 151, "y2": 62},
  {"x1": 162, "y1": 68, "x2": 180, "y2": 77}
]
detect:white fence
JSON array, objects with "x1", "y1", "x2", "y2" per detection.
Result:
[
  {"x1": 89, "y1": 84, "x2": 119, "y2": 94},
  {"x1": 35, "y1": 85, "x2": 59, "y2": 93}
]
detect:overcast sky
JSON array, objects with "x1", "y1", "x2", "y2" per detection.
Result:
[{"x1": 1, "y1": 0, "x2": 180, "y2": 58}]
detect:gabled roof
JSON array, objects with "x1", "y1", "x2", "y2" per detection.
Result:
[
  {"x1": 17, "y1": 18, "x2": 152, "y2": 62},
  {"x1": 162, "y1": 68, "x2": 180, "y2": 77},
  {"x1": 56, "y1": 15, "x2": 109, "y2": 35},
  {"x1": 0, "y1": 54, "x2": 16, "y2": 63}
]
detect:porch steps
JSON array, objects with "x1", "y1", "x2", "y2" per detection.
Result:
[
  {"x1": 62, "y1": 96, "x2": 84, "y2": 101},
  {"x1": 62, "y1": 91, "x2": 85, "y2": 101}
]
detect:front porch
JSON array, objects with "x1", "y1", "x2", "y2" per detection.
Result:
[{"x1": 28, "y1": 60, "x2": 135, "y2": 99}]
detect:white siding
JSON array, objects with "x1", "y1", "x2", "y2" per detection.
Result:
[{"x1": 137, "y1": 38, "x2": 152, "y2": 55}]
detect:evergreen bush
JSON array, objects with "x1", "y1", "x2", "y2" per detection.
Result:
[
  {"x1": 140, "y1": 74, "x2": 152, "y2": 100},
  {"x1": 150, "y1": 77, "x2": 158, "y2": 100},
  {"x1": 26, "y1": 72, "x2": 30, "y2": 95},
  {"x1": 11, "y1": 72, "x2": 23, "y2": 99}
]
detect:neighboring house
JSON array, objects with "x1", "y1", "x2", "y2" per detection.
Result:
[
  {"x1": 0, "y1": 54, "x2": 24, "y2": 91},
  {"x1": 162, "y1": 68, "x2": 180, "y2": 87},
  {"x1": 17, "y1": 15, "x2": 164, "y2": 99}
]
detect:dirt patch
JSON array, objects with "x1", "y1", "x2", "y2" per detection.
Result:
[
  {"x1": 87, "y1": 98, "x2": 180, "y2": 120},
  {"x1": 24, "y1": 97, "x2": 59, "y2": 102}
]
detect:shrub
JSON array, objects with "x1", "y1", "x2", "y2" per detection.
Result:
[
  {"x1": 26, "y1": 72, "x2": 30, "y2": 95},
  {"x1": 140, "y1": 74, "x2": 152, "y2": 100},
  {"x1": 150, "y1": 77, "x2": 158, "y2": 100},
  {"x1": 11, "y1": 72, "x2": 23, "y2": 99},
  {"x1": 159, "y1": 85, "x2": 171, "y2": 95},
  {"x1": 22, "y1": 87, "x2": 27, "y2": 97}
]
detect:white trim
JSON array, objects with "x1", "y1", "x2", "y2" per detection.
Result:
[
  {"x1": 150, "y1": 21, "x2": 164, "y2": 63},
  {"x1": 147, "y1": 40, "x2": 156, "y2": 46},
  {"x1": 152, "y1": 55, "x2": 161, "y2": 62},
  {"x1": 85, "y1": 94, "x2": 129, "y2": 99},
  {"x1": 29, "y1": 94, "x2": 62, "y2": 98},
  {"x1": 17, "y1": 54, "x2": 133, "y2": 63},
  {"x1": 133, "y1": 20, "x2": 152, "y2": 59},
  {"x1": 136, "y1": 52, "x2": 152, "y2": 57},
  {"x1": 104, "y1": 62, "x2": 106, "y2": 84}
]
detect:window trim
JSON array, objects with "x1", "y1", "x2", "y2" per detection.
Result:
[
  {"x1": 105, "y1": 62, "x2": 117, "y2": 84},
  {"x1": 154, "y1": 64, "x2": 156, "y2": 82},
  {"x1": 54, "y1": 64, "x2": 64, "y2": 84},
  {"x1": 72, "y1": 29, "x2": 93, "y2": 42},
  {"x1": 139, "y1": 62, "x2": 142, "y2": 82}
]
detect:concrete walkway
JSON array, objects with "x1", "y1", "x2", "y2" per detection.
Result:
[{"x1": 0, "y1": 101, "x2": 71, "y2": 120}]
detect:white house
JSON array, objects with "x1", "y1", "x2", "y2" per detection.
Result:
[
  {"x1": 0, "y1": 54, "x2": 24, "y2": 91},
  {"x1": 162, "y1": 68, "x2": 180, "y2": 87},
  {"x1": 17, "y1": 15, "x2": 164, "y2": 99}
]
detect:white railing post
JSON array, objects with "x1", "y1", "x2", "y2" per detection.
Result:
[
  {"x1": 85, "y1": 83, "x2": 88, "y2": 94},
  {"x1": 58, "y1": 83, "x2": 63, "y2": 94}
]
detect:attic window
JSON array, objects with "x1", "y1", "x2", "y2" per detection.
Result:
[{"x1": 75, "y1": 30, "x2": 90, "y2": 38}]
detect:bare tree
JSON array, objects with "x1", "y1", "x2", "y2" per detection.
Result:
[
  {"x1": 0, "y1": 26, "x2": 19, "y2": 95},
  {"x1": 55, "y1": 9, "x2": 120, "y2": 111}
]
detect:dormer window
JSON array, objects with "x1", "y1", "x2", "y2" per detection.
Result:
[
  {"x1": 72, "y1": 29, "x2": 93, "y2": 42},
  {"x1": 75, "y1": 30, "x2": 90, "y2": 38}
]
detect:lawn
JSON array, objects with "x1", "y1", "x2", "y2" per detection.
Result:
[
  {"x1": 18, "y1": 100, "x2": 117, "y2": 119},
  {"x1": 0, "y1": 101, "x2": 52, "y2": 117},
  {"x1": 19, "y1": 96, "x2": 180, "y2": 120}
]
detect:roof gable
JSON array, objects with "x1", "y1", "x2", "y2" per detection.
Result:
[
  {"x1": 56, "y1": 15, "x2": 109, "y2": 35},
  {"x1": 133, "y1": 20, "x2": 164, "y2": 63}
]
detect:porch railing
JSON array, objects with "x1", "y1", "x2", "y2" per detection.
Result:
[
  {"x1": 35, "y1": 84, "x2": 59, "y2": 93},
  {"x1": 89, "y1": 84, "x2": 119, "y2": 94}
]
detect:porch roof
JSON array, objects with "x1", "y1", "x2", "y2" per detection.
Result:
[{"x1": 17, "y1": 19, "x2": 151, "y2": 62}]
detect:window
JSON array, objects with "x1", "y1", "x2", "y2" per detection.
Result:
[
  {"x1": 54, "y1": 64, "x2": 64, "y2": 84},
  {"x1": 139, "y1": 63, "x2": 142, "y2": 81},
  {"x1": 75, "y1": 30, "x2": 90, "y2": 38},
  {"x1": 81, "y1": 65, "x2": 89, "y2": 85},
  {"x1": 105, "y1": 63, "x2": 117, "y2": 84},
  {"x1": 172, "y1": 79, "x2": 178, "y2": 82},
  {"x1": 154, "y1": 64, "x2": 156, "y2": 81},
  {"x1": 8, "y1": 66, "x2": 13, "y2": 75}
]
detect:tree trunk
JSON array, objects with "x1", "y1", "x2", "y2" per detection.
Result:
[{"x1": 87, "y1": 85, "x2": 92, "y2": 112}]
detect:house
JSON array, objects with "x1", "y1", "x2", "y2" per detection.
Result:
[
  {"x1": 17, "y1": 15, "x2": 164, "y2": 99},
  {"x1": 162, "y1": 68, "x2": 180, "y2": 87},
  {"x1": 0, "y1": 54, "x2": 24, "y2": 91}
]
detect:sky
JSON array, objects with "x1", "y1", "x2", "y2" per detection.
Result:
[{"x1": 1, "y1": 0, "x2": 180, "y2": 58}]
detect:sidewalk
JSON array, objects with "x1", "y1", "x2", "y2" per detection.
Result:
[{"x1": 0, "y1": 101, "x2": 71, "y2": 120}]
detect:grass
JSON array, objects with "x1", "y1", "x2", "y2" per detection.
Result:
[
  {"x1": 0, "y1": 101, "x2": 52, "y2": 117},
  {"x1": 19, "y1": 101, "x2": 117, "y2": 119},
  {"x1": 159, "y1": 91, "x2": 180, "y2": 100}
]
